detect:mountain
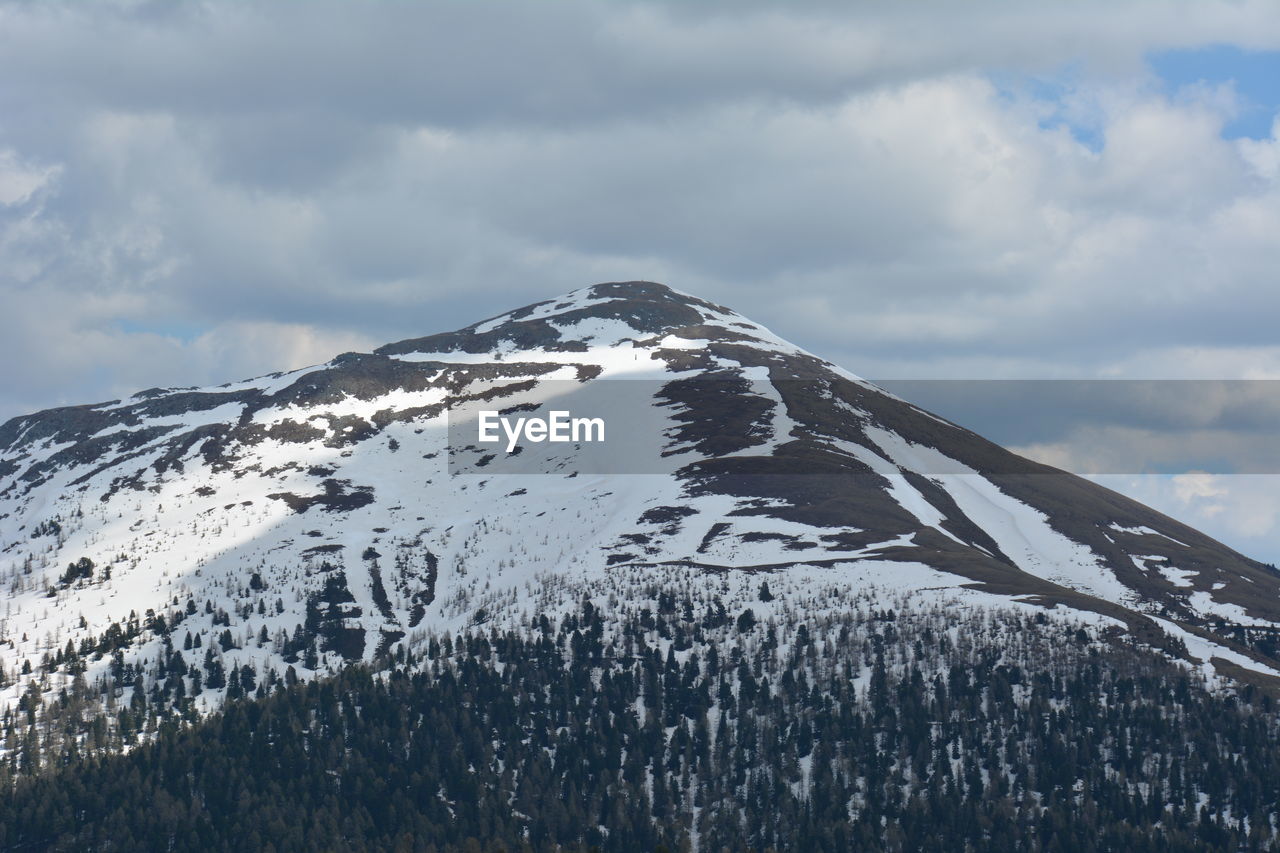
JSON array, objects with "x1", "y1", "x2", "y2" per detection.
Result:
[{"x1": 1, "y1": 279, "x2": 1279, "y2": 726}]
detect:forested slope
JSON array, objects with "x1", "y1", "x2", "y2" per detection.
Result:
[{"x1": 3, "y1": 598, "x2": 1278, "y2": 852}]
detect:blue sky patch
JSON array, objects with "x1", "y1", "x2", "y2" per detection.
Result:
[
  {"x1": 1149, "y1": 45, "x2": 1280, "y2": 140},
  {"x1": 988, "y1": 65, "x2": 1106, "y2": 152}
]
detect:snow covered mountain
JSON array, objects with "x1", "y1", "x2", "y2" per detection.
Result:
[{"x1": 2, "y1": 281, "x2": 1279, "y2": 719}]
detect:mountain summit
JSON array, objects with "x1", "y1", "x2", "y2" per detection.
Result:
[{"x1": 1, "y1": 281, "x2": 1278, "y2": 717}]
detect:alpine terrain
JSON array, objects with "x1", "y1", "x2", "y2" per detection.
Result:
[{"x1": 2, "y1": 281, "x2": 1280, "y2": 851}]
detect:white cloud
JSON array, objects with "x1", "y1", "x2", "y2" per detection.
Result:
[
  {"x1": 1, "y1": 23, "x2": 1277, "y2": 379},
  {"x1": 1239, "y1": 117, "x2": 1280, "y2": 180},
  {"x1": 0, "y1": 149, "x2": 57, "y2": 207},
  {"x1": 1172, "y1": 471, "x2": 1229, "y2": 502},
  {"x1": 1094, "y1": 474, "x2": 1280, "y2": 559}
]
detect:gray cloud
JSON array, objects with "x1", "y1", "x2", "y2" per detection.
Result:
[
  {"x1": 876, "y1": 380, "x2": 1280, "y2": 472},
  {"x1": 2, "y1": 0, "x2": 1280, "y2": 408}
]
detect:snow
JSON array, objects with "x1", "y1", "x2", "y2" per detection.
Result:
[
  {"x1": 826, "y1": 437, "x2": 955, "y2": 536},
  {"x1": 548, "y1": 317, "x2": 647, "y2": 347},
  {"x1": 1157, "y1": 563, "x2": 1197, "y2": 588},
  {"x1": 862, "y1": 426, "x2": 1141, "y2": 608},
  {"x1": 1108, "y1": 523, "x2": 1191, "y2": 548},
  {"x1": 85, "y1": 402, "x2": 249, "y2": 439},
  {"x1": 1186, "y1": 592, "x2": 1276, "y2": 627},
  {"x1": 1149, "y1": 616, "x2": 1280, "y2": 681},
  {"x1": 1127, "y1": 553, "x2": 1198, "y2": 589}
]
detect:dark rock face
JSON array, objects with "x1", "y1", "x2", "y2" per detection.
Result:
[{"x1": 268, "y1": 479, "x2": 376, "y2": 514}]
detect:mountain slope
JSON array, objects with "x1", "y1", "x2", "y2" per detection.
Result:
[
  {"x1": 7, "y1": 602, "x2": 1278, "y2": 852},
  {"x1": 1, "y1": 281, "x2": 1278, "y2": 725}
]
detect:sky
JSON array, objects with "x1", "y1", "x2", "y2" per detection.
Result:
[{"x1": 2, "y1": 0, "x2": 1280, "y2": 559}]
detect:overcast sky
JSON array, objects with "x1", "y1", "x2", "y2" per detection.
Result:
[{"x1": 3, "y1": 0, "x2": 1280, "y2": 559}]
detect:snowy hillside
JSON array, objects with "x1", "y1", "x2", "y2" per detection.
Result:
[{"x1": 2, "y1": 281, "x2": 1279, "y2": 725}]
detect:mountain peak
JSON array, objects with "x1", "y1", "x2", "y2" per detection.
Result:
[
  {"x1": 375, "y1": 280, "x2": 769, "y2": 358},
  {"x1": 572, "y1": 279, "x2": 702, "y2": 303},
  {"x1": 517, "y1": 280, "x2": 732, "y2": 319}
]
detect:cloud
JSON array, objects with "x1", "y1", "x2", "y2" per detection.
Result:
[
  {"x1": 0, "y1": 3, "x2": 1274, "y2": 395},
  {"x1": 1093, "y1": 474, "x2": 1280, "y2": 561},
  {"x1": 1240, "y1": 118, "x2": 1280, "y2": 179},
  {"x1": 0, "y1": 149, "x2": 58, "y2": 207},
  {"x1": 2, "y1": 1, "x2": 1280, "y2": 561},
  {"x1": 0, "y1": 4, "x2": 1276, "y2": 370},
  {"x1": 1172, "y1": 471, "x2": 1229, "y2": 503},
  {"x1": 1008, "y1": 425, "x2": 1280, "y2": 476}
]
